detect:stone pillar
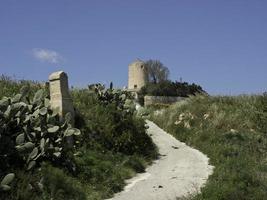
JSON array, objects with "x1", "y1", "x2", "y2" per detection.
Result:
[{"x1": 49, "y1": 71, "x2": 75, "y2": 123}]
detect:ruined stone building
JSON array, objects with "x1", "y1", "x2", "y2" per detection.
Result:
[{"x1": 128, "y1": 59, "x2": 148, "y2": 91}]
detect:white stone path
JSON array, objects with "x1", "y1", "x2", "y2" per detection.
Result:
[{"x1": 107, "y1": 120, "x2": 214, "y2": 200}]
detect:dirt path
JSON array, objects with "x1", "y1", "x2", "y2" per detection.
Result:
[{"x1": 107, "y1": 120, "x2": 214, "y2": 200}]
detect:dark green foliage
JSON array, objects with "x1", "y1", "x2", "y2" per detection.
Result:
[
  {"x1": 150, "y1": 94, "x2": 267, "y2": 200},
  {"x1": 86, "y1": 103, "x2": 155, "y2": 155},
  {"x1": 1, "y1": 169, "x2": 43, "y2": 200},
  {"x1": 75, "y1": 149, "x2": 134, "y2": 198},
  {"x1": 124, "y1": 155, "x2": 146, "y2": 173},
  {"x1": 140, "y1": 80, "x2": 206, "y2": 97},
  {"x1": 72, "y1": 84, "x2": 157, "y2": 157},
  {"x1": 0, "y1": 86, "x2": 81, "y2": 197},
  {"x1": 255, "y1": 92, "x2": 267, "y2": 133},
  {"x1": 2, "y1": 164, "x2": 87, "y2": 200},
  {"x1": 41, "y1": 163, "x2": 86, "y2": 200}
]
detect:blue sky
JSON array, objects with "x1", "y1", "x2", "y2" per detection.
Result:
[{"x1": 0, "y1": 0, "x2": 266, "y2": 95}]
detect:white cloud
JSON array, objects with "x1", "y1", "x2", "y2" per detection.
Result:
[{"x1": 32, "y1": 48, "x2": 63, "y2": 64}]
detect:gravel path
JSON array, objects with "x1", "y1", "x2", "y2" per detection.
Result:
[{"x1": 107, "y1": 120, "x2": 214, "y2": 200}]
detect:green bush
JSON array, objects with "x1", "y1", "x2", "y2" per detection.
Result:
[
  {"x1": 72, "y1": 85, "x2": 157, "y2": 157},
  {"x1": 87, "y1": 103, "x2": 154, "y2": 155},
  {"x1": 140, "y1": 80, "x2": 206, "y2": 97}
]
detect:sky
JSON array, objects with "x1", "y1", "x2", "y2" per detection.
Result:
[{"x1": 0, "y1": 0, "x2": 267, "y2": 95}]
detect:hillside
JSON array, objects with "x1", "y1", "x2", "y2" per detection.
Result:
[
  {"x1": 0, "y1": 76, "x2": 157, "y2": 200},
  {"x1": 150, "y1": 94, "x2": 267, "y2": 199}
]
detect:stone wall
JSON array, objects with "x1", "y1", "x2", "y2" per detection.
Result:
[{"x1": 144, "y1": 95, "x2": 185, "y2": 107}]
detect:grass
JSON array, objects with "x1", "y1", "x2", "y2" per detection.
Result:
[
  {"x1": 0, "y1": 75, "x2": 45, "y2": 99},
  {"x1": 74, "y1": 149, "x2": 147, "y2": 199},
  {"x1": 150, "y1": 94, "x2": 267, "y2": 200}
]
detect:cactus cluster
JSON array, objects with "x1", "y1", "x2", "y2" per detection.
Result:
[
  {"x1": 0, "y1": 86, "x2": 81, "y2": 192},
  {"x1": 0, "y1": 173, "x2": 15, "y2": 192},
  {"x1": 88, "y1": 82, "x2": 135, "y2": 113}
]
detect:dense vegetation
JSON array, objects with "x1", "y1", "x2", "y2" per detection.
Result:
[
  {"x1": 73, "y1": 83, "x2": 157, "y2": 157},
  {"x1": 140, "y1": 80, "x2": 206, "y2": 97},
  {"x1": 0, "y1": 76, "x2": 157, "y2": 200},
  {"x1": 150, "y1": 94, "x2": 267, "y2": 200}
]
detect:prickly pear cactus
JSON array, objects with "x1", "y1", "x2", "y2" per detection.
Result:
[
  {"x1": 0, "y1": 86, "x2": 81, "y2": 192},
  {"x1": 88, "y1": 83, "x2": 135, "y2": 113}
]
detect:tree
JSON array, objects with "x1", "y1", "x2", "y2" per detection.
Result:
[{"x1": 144, "y1": 59, "x2": 169, "y2": 84}]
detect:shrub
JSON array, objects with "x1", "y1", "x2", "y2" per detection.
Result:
[
  {"x1": 140, "y1": 80, "x2": 206, "y2": 97},
  {"x1": 72, "y1": 84, "x2": 157, "y2": 157}
]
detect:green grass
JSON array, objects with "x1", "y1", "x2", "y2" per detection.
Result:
[
  {"x1": 0, "y1": 75, "x2": 44, "y2": 99},
  {"x1": 150, "y1": 94, "x2": 267, "y2": 200},
  {"x1": 75, "y1": 149, "x2": 148, "y2": 199}
]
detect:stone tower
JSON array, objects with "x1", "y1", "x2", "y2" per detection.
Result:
[{"x1": 128, "y1": 60, "x2": 147, "y2": 91}]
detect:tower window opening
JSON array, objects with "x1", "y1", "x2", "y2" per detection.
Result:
[{"x1": 134, "y1": 84, "x2": 137, "y2": 89}]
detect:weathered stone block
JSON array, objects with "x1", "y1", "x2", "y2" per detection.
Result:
[{"x1": 49, "y1": 71, "x2": 75, "y2": 123}]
